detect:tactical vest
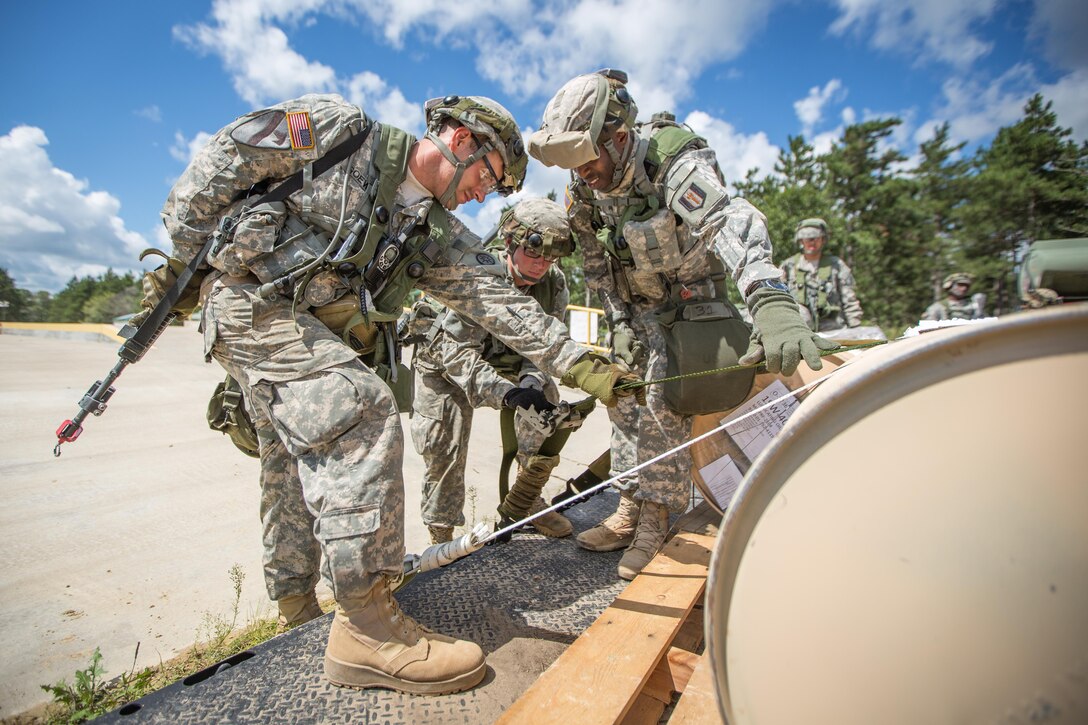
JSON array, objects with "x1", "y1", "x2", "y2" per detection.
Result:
[
  {"x1": 572, "y1": 120, "x2": 708, "y2": 281},
  {"x1": 786, "y1": 255, "x2": 843, "y2": 330},
  {"x1": 208, "y1": 124, "x2": 457, "y2": 453},
  {"x1": 571, "y1": 120, "x2": 754, "y2": 414}
]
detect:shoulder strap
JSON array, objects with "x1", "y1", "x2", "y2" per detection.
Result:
[{"x1": 644, "y1": 125, "x2": 704, "y2": 182}]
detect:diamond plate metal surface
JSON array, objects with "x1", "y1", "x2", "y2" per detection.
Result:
[{"x1": 99, "y1": 490, "x2": 627, "y2": 724}]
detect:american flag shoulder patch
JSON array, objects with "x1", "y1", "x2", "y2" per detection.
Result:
[{"x1": 287, "y1": 111, "x2": 315, "y2": 150}]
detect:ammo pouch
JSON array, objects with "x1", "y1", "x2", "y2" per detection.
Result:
[
  {"x1": 243, "y1": 211, "x2": 332, "y2": 286},
  {"x1": 207, "y1": 374, "x2": 260, "y2": 458},
  {"x1": 655, "y1": 299, "x2": 755, "y2": 415},
  {"x1": 624, "y1": 207, "x2": 682, "y2": 273}
]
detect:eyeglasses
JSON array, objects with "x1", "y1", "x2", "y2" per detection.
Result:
[{"x1": 479, "y1": 154, "x2": 501, "y2": 195}]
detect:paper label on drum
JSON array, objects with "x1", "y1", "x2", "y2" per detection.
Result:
[
  {"x1": 699, "y1": 455, "x2": 745, "y2": 509},
  {"x1": 697, "y1": 380, "x2": 800, "y2": 509},
  {"x1": 722, "y1": 380, "x2": 799, "y2": 460}
]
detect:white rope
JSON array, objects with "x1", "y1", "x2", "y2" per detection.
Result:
[{"x1": 483, "y1": 368, "x2": 846, "y2": 544}]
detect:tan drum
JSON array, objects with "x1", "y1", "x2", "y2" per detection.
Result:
[{"x1": 705, "y1": 305, "x2": 1088, "y2": 725}]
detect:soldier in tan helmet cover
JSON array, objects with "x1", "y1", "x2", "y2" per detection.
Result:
[
  {"x1": 410, "y1": 198, "x2": 578, "y2": 544},
  {"x1": 159, "y1": 93, "x2": 640, "y2": 696},
  {"x1": 529, "y1": 70, "x2": 835, "y2": 580}
]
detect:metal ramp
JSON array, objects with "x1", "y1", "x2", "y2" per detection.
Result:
[{"x1": 99, "y1": 490, "x2": 628, "y2": 724}]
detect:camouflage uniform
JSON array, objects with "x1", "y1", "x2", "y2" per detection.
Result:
[
  {"x1": 923, "y1": 297, "x2": 983, "y2": 321},
  {"x1": 781, "y1": 254, "x2": 864, "y2": 331},
  {"x1": 923, "y1": 273, "x2": 983, "y2": 321},
  {"x1": 563, "y1": 126, "x2": 786, "y2": 513},
  {"x1": 410, "y1": 255, "x2": 569, "y2": 528},
  {"x1": 162, "y1": 94, "x2": 591, "y2": 604}
]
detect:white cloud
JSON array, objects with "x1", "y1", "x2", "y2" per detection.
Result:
[
  {"x1": 929, "y1": 63, "x2": 1046, "y2": 144},
  {"x1": 169, "y1": 131, "x2": 213, "y2": 164},
  {"x1": 683, "y1": 110, "x2": 780, "y2": 188},
  {"x1": 1030, "y1": 0, "x2": 1088, "y2": 72},
  {"x1": 135, "y1": 105, "x2": 162, "y2": 123},
  {"x1": 0, "y1": 126, "x2": 147, "y2": 292},
  {"x1": 794, "y1": 79, "x2": 846, "y2": 137},
  {"x1": 176, "y1": 0, "x2": 775, "y2": 129},
  {"x1": 829, "y1": 0, "x2": 1000, "y2": 67},
  {"x1": 1041, "y1": 68, "x2": 1088, "y2": 140},
  {"x1": 174, "y1": 0, "x2": 338, "y2": 106},
  {"x1": 344, "y1": 72, "x2": 422, "y2": 135}
]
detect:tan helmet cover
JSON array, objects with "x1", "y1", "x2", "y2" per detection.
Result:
[
  {"x1": 499, "y1": 197, "x2": 575, "y2": 260},
  {"x1": 528, "y1": 74, "x2": 611, "y2": 169},
  {"x1": 795, "y1": 217, "x2": 830, "y2": 241}
]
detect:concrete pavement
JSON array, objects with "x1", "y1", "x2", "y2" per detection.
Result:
[{"x1": 0, "y1": 324, "x2": 611, "y2": 718}]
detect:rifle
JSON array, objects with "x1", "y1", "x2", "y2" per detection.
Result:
[
  {"x1": 53, "y1": 124, "x2": 376, "y2": 457},
  {"x1": 53, "y1": 216, "x2": 234, "y2": 456}
]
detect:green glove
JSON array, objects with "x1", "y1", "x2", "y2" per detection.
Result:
[
  {"x1": 610, "y1": 320, "x2": 647, "y2": 368},
  {"x1": 740, "y1": 287, "x2": 838, "y2": 375},
  {"x1": 561, "y1": 354, "x2": 646, "y2": 407}
]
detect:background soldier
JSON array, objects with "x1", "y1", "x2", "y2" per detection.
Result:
[
  {"x1": 780, "y1": 217, "x2": 864, "y2": 331},
  {"x1": 923, "y1": 272, "x2": 984, "y2": 320},
  {"x1": 410, "y1": 198, "x2": 576, "y2": 543},
  {"x1": 159, "y1": 93, "x2": 638, "y2": 696},
  {"x1": 528, "y1": 70, "x2": 834, "y2": 581}
]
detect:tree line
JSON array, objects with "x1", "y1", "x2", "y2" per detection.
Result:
[
  {"x1": 0, "y1": 268, "x2": 141, "y2": 323},
  {"x1": 3, "y1": 95, "x2": 1084, "y2": 335},
  {"x1": 560, "y1": 94, "x2": 1087, "y2": 336}
]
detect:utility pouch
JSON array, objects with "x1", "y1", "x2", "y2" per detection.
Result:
[
  {"x1": 207, "y1": 374, "x2": 260, "y2": 458},
  {"x1": 623, "y1": 207, "x2": 682, "y2": 274},
  {"x1": 245, "y1": 213, "x2": 331, "y2": 285},
  {"x1": 655, "y1": 299, "x2": 755, "y2": 415}
]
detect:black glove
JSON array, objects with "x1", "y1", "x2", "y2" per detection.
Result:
[{"x1": 502, "y1": 387, "x2": 556, "y2": 415}]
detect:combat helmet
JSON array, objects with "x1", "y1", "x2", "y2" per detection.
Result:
[
  {"x1": 424, "y1": 95, "x2": 527, "y2": 207},
  {"x1": 497, "y1": 198, "x2": 575, "y2": 261},
  {"x1": 528, "y1": 69, "x2": 638, "y2": 183},
  {"x1": 942, "y1": 272, "x2": 973, "y2": 292},
  {"x1": 795, "y1": 218, "x2": 830, "y2": 242}
]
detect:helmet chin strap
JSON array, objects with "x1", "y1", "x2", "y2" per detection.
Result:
[
  {"x1": 426, "y1": 131, "x2": 491, "y2": 208},
  {"x1": 507, "y1": 246, "x2": 543, "y2": 286},
  {"x1": 598, "y1": 133, "x2": 636, "y2": 192}
]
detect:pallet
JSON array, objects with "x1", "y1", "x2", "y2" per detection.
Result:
[{"x1": 498, "y1": 503, "x2": 724, "y2": 725}]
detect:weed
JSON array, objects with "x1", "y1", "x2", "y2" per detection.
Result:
[{"x1": 37, "y1": 565, "x2": 299, "y2": 724}]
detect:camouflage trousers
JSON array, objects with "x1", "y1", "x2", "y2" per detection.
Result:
[
  {"x1": 607, "y1": 304, "x2": 693, "y2": 513},
  {"x1": 410, "y1": 365, "x2": 558, "y2": 528},
  {"x1": 202, "y1": 277, "x2": 404, "y2": 602}
]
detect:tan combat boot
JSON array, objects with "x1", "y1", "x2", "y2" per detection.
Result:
[
  {"x1": 276, "y1": 591, "x2": 324, "y2": 632},
  {"x1": 498, "y1": 454, "x2": 570, "y2": 537},
  {"x1": 527, "y1": 497, "x2": 573, "y2": 538},
  {"x1": 576, "y1": 493, "x2": 640, "y2": 552},
  {"x1": 428, "y1": 524, "x2": 454, "y2": 545},
  {"x1": 324, "y1": 577, "x2": 486, "y2": 695},
  {"x1": 617, "y1": 500, "x2": 670, "y2": 580}
]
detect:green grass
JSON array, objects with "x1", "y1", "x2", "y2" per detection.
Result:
[{"x1": 35, "y1": 565, "x2": 327, "y2": 724}]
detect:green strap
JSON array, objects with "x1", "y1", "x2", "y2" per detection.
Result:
[
  {"x1": 616, "y1": 339, "x2": 889, "y2": 391},
  {"x1": 498, "y1": 408, "x2": 518, "y2": 504},
  {"x1": 340, "y1": 125, "x2": 415, "y2": 269}
]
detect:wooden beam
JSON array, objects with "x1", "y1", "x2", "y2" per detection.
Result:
[
  {"x1": 666, "y1": 652, "x2": 724, "y2": 725},
  {"x1": 496, "y1": 532, "x2": 715, "y2": 725}
]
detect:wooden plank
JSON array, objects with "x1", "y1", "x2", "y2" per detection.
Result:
[
  {"x1": 619, "y1": 693, "x2": 667, "y2": 725},
  {"x1": 666, "y1": 651, "x2": 724, "y2": 725},
  {"x1": 496, "y1": 532, "x2": 715, "y2": 725}
]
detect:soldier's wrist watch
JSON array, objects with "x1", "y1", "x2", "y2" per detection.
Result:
[{"x1": 744, "y1": 279, "x2": 790, "y2": 298}]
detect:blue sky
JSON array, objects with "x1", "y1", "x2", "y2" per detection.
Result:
[{"x1": 2, "y1": 0, "x2": 1084, "y2": 293}]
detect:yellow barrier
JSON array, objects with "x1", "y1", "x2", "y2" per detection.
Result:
[{"x1": 0, "y1": 322, "x2": 124, "y2": 343}]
